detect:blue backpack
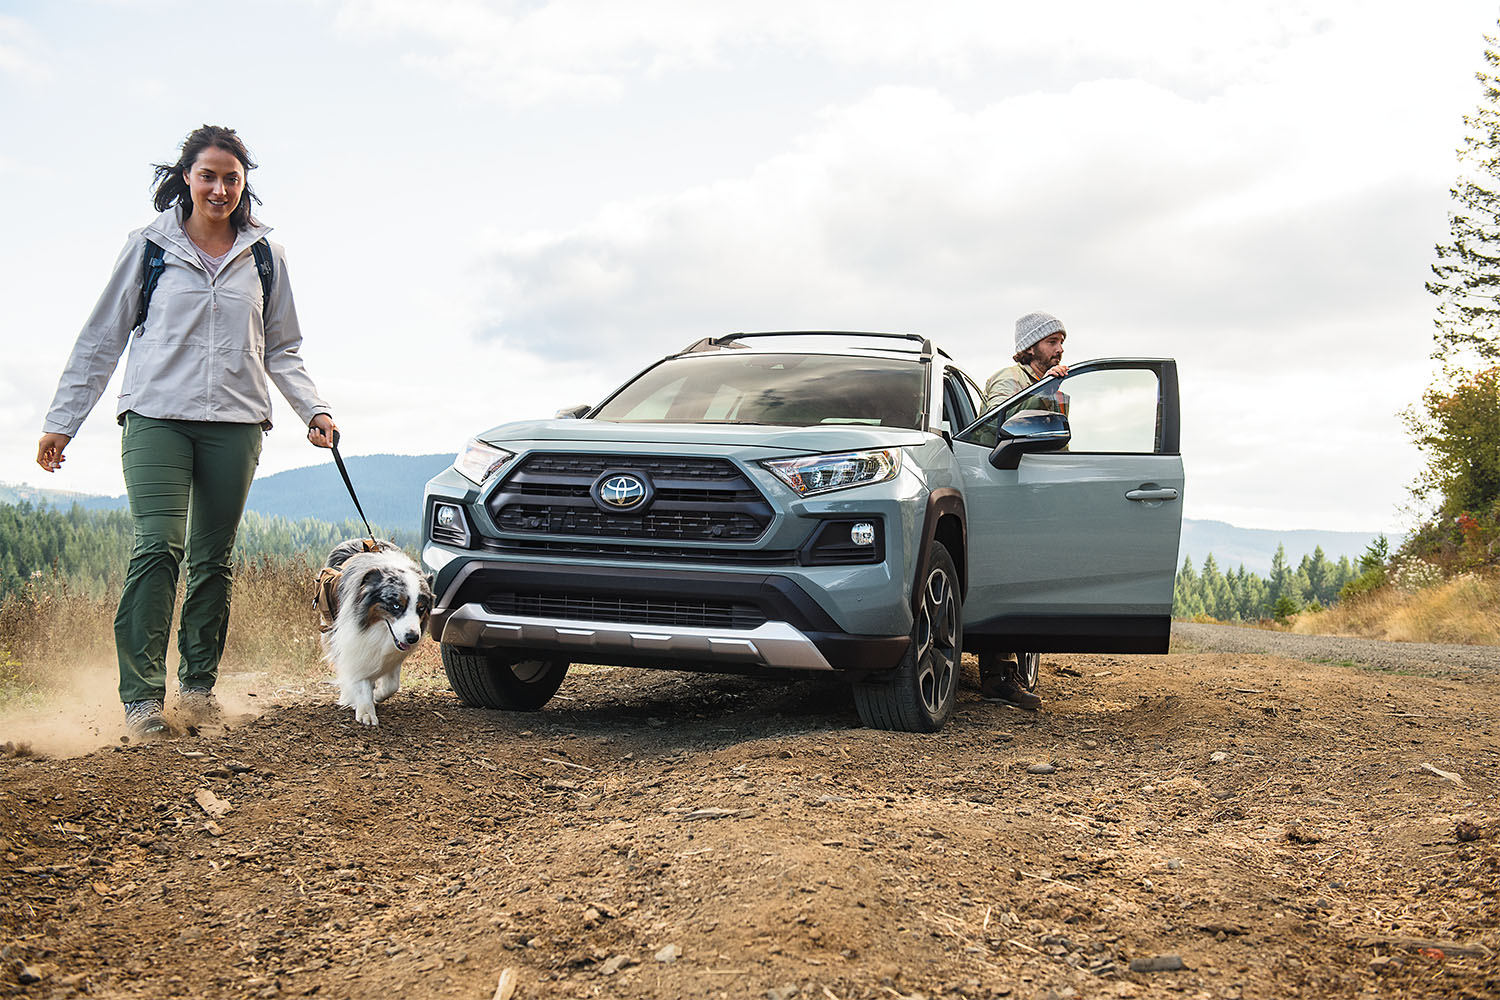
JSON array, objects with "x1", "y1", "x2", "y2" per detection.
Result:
[{"x1": 133, "y1": 238, "x2": 274, "y2": 330}]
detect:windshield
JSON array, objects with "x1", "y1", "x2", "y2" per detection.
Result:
[{"x1": 592, "y1": 353, "x2": 926, "y2": 428}]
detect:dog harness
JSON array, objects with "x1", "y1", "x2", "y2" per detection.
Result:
[{"x1": 311, "y1": 538, "x2": 387, "y2": 633}]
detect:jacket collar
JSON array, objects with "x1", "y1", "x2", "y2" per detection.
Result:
[{"x1": 144, "y1": 206, "x2": 273, "y2": 269}]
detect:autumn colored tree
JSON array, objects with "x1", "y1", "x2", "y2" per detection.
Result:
[{"x1": 1428, "y1": 28, "x2": 1500, "y2": 372}]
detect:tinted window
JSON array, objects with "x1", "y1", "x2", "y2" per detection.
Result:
[{"x1": 594, "y1": 354, "x2": 925, "y2": 428}]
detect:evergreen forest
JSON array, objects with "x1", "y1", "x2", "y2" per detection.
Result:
[
  {"x1": 0, "y1": 502, "x2": 418, "y2": 597},
  {"x1": 1, "y1": 498, "x2": 1358, "y2": 624}
]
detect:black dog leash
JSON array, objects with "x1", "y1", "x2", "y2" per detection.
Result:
[
  {"x1": 326, "y1": 428, "x2": 378, "y2": 547},
  {"x1": 324, "y1": 428, "x2": 407, "y2": 650}
]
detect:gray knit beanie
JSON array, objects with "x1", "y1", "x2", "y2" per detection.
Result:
[{"x1": 1014, "y1": 311, "x2": 1066, "y2": 353}]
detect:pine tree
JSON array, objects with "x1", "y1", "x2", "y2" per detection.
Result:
[
  {"x1": 1304, "y1": 546, "x2": 1332, "y2": 605},
  {"x1": 1268, "y1": 543, "x2": 1300, "y2": 606},
  {"x1": 1173, "y1": 555, "x2": 1206, "y2": 618},
  {"x1": 1428, "y1": 26, "x2": 1500, "y2": 372}
]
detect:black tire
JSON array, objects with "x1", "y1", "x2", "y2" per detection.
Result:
[
  {"x1": 441, "y1": 644, "x2": 569, "y2": 711},
  {"x1": 853, "y1": 542, "x2": 962, "y2": 732},
  {"x1": 1017, "y1": 651, "x2": 1040, "y2": 692}
]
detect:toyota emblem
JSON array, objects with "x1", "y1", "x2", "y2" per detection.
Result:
[{"x1": 596, "y1": 473, "x2": 648, "y2": 510}]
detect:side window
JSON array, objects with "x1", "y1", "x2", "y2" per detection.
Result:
[
  {"x1": 955, "y1": 369, "x2": 983, "y2": 419},
  {"x1": 941, "y1": 370, "x2": 977, "y2": 431},
  {"x1": 956, "y1": 365, "x2": 1163, "y2": 454}
]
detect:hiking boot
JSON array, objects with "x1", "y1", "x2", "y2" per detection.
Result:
[
  {"x1": 979, "y1": 652, "x2": 1042, "y2": 711},
  {"x1": 981, "y1": 673, "x2": 1042, "y2": 711},
  {"x1": 177, "y1": 686, "x2": 221, "y2": 725},
  {"x1": 124, "y1": 699, "x2": 168, "y2": 740}
]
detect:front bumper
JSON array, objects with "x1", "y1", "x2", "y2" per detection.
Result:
[{"x1": 429, "y1": 560, "x2": 908, "y2": 675}]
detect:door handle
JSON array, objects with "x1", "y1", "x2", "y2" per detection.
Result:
[{"x1": 1126, "y1": 487, "x2": 1180, "y2": 502}]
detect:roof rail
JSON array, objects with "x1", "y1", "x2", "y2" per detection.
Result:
[{"x1": 680, "y1": 331, "x2": 949, "y2": 361}]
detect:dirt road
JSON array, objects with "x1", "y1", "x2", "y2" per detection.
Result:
[{"x1": 2, "y1": 628, "x2": 1497, "y2": 999}]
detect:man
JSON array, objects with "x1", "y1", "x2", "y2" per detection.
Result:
[
  {"x1": 984, "y1": 311, "x2": 1069, "y2": 409},
  {"x1": 977, "y1": 311, "x2": 1072, "y2": 710}
]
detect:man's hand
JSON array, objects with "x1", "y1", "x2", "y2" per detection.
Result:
[
  {"x1": 36, "y1": 433, "x2": 70, "y2": 473},
  {"x1": 307, "y1": 414, "x2": 339, "y2": 449},
  {"x1": 1044, "y1": 363, "x2": 1070, "y2": 379}
]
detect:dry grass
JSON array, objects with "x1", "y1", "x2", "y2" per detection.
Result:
[
  {"x1": 0, "y1": 556, "x2": 445, "y2": 706},
  {"x1": 1292, "y1": 568, "x2": 1500, "y2": 645}
]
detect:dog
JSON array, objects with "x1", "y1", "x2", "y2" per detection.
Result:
[{"x1": 318, "y1": 539, "x2": 433, "y2": 727}]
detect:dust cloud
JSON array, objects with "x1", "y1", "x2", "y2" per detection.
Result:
[{"x1": 0, "y1": 659, "x2": 280, "y2": 759}]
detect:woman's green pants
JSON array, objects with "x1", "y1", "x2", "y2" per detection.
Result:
[{"x1": 115, "y1": 413, "x2": 262, "y2": 704}]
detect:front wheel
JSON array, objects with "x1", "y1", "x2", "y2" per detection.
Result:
[
  {"x1": 441, "y1": 645, "x2": 569, "y2": 711},
  {"x1": 853, "y1": 542, "x2": 962, "y2": 732}
]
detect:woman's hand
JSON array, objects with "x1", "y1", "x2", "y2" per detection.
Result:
[
  {"x1": 36, "y1": 433, "x2": 70, "y2": 473},
  {"x1": 307, "y1": 413, "x2": 339, "y2": 449}
]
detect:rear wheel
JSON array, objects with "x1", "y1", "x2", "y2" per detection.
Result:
[
  {"x1": 1017, "y1": 651, "x2": 1040, "y2": 692},
  {"x1": 853, "y1": 542, "x2": 962, "y2": 732},
  {"x1": 441, "y1": 645, "x2": 569, "y2": 711}
]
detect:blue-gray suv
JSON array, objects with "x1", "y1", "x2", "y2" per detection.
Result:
[{"x1": 422, "y1": 332, "x2": 1183, "y2": 732}]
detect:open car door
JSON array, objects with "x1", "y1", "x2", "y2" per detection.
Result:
[{"x1": 952, "y1": 358, "x2": 1183, "y2": 653}]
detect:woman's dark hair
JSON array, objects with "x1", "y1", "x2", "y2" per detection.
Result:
[{"x1": 151, "y1": 125, "x2": 261, "y2": 230}]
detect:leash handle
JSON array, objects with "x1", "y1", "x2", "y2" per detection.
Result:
[{"x1": 327, "y1": 429, "x2": 378, "y2": 546}]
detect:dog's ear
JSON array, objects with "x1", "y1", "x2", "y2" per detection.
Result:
[{"x1": 358, "y1": 568, "x2": 384, "y2": 596}]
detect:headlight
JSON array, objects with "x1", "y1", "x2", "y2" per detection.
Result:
[
  {"x1": 454, "y1": 438, "x2": 515, "y2": 485},
  {"x1": 761, "y1": 449, "x2": 902, "y2": 497}
]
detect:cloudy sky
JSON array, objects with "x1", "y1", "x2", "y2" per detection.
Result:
[{"x1": 2, "y1": 0, "x2": 1494, "y2": 532}]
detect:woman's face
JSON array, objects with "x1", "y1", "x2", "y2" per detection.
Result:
[{"x1": 183, "y1": 145, "x2": 245, "y2": 226}]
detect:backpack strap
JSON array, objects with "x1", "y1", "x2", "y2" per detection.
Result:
[
  {"x1": 133, "y1": 239, "x2": 168, "y2": 331},
  {"x1": 312, "y1": 566, "x2": 343, "y2": 632},
  {"x1": 133, "y1": 237, "x2": 275, "y2": 330},
  {"x1": 250, "y1": 238, "x2": 274, "y2": 310}
]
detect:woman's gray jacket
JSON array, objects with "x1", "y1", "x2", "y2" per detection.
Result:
[{"x1": 43, "y1": 208, "x2": 330, "y2": 438}]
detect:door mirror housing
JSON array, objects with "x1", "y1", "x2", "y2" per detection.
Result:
[
  {"x1": 554, "y1": 404, "x2": 591, "y2": 420},
  {"x1": 989, "y1": 411, "x2": 1071, "y2": 470}
]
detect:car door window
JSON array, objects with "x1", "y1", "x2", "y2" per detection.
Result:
[
  {"x1": 1054, "y1": 367, "x2": 1160, "y2": 453},
  {"x1": 958, "y1": 366, "x2": 1164, "y2": 454}
]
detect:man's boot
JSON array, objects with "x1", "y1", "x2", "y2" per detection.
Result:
[{"x1": 979, "y1": 652, "x2": 1041, "y2": 711}]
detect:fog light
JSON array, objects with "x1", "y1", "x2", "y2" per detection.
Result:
[
  {"x1": 850, "y1": 522, "x2": 876, "y2": 546},
  {"x1": 436, "y1": 505, "x2": 459, "y2": 529}
]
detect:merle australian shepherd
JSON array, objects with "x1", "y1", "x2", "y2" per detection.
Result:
[{"x1": 321, "y1": 539, "x2": 433, "y2": 726}]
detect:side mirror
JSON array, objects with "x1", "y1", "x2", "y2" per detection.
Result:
[
  {"x1": 988, "y1": 410, "x2": 1070, "y2": 470},
  {"x1": 554, "y1": 404, "x2": 591, "y2": 419}
]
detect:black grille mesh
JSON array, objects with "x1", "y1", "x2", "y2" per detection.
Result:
[
  {"x1": 488, "y1": 452, "x2": 773, "y2": 544},
  {"x1": 482, "y1": 592, "x2": 768, "y2": 629}
]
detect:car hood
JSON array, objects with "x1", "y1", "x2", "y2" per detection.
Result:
[{"x1": 476, "y1": 419, "x2": 929, "y2": 456}]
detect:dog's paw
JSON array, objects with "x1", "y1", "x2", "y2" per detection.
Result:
[{"x1": 354, "y1": 705, "x2": 379, "y2": 726}]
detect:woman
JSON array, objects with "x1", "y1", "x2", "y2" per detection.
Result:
[{"x1": 36, "y1": 125, "x2": 338, "y2": 739}]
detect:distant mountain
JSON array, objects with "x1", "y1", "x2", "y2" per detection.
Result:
[
  {"x1": 241, "y1": 453, "x2": 453, "y2": 532},
  {"x1": 1178, "y1": 519, "x2": 1383, "y2": 576},
  {"x1": 0, "y1": 481, "x2": 124, "y2": 512},
  {"x1": 1, "y1": 452, "x2": 455, "y2": 534},
  {"x1": 6, "y1": 456, "x2": 1387, "y2": 573}
]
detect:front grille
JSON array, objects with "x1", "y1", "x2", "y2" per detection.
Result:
[
  {"x1": 521, "y1": 454, "x2": 737, "y2": 480},
  {"x1": 496, "y1": 505, "x2": 764, "y2": 539},
  {"x1": 488, "y1": 453, "x2": 774, "y2": 543},
  {"x1": 482, "y1": 591, "x2": 768, "y2": 630}
]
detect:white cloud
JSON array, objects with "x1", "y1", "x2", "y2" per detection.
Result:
[
  {"x1": 475, "y1": 72, "x2": 1440, "y2": 356},
  {"x1": 0, "y1": 15, "x2": 51, "y2": 82},
  {"x1": 333, "y1": 0, "x2": 1370, "y2": 106}
]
